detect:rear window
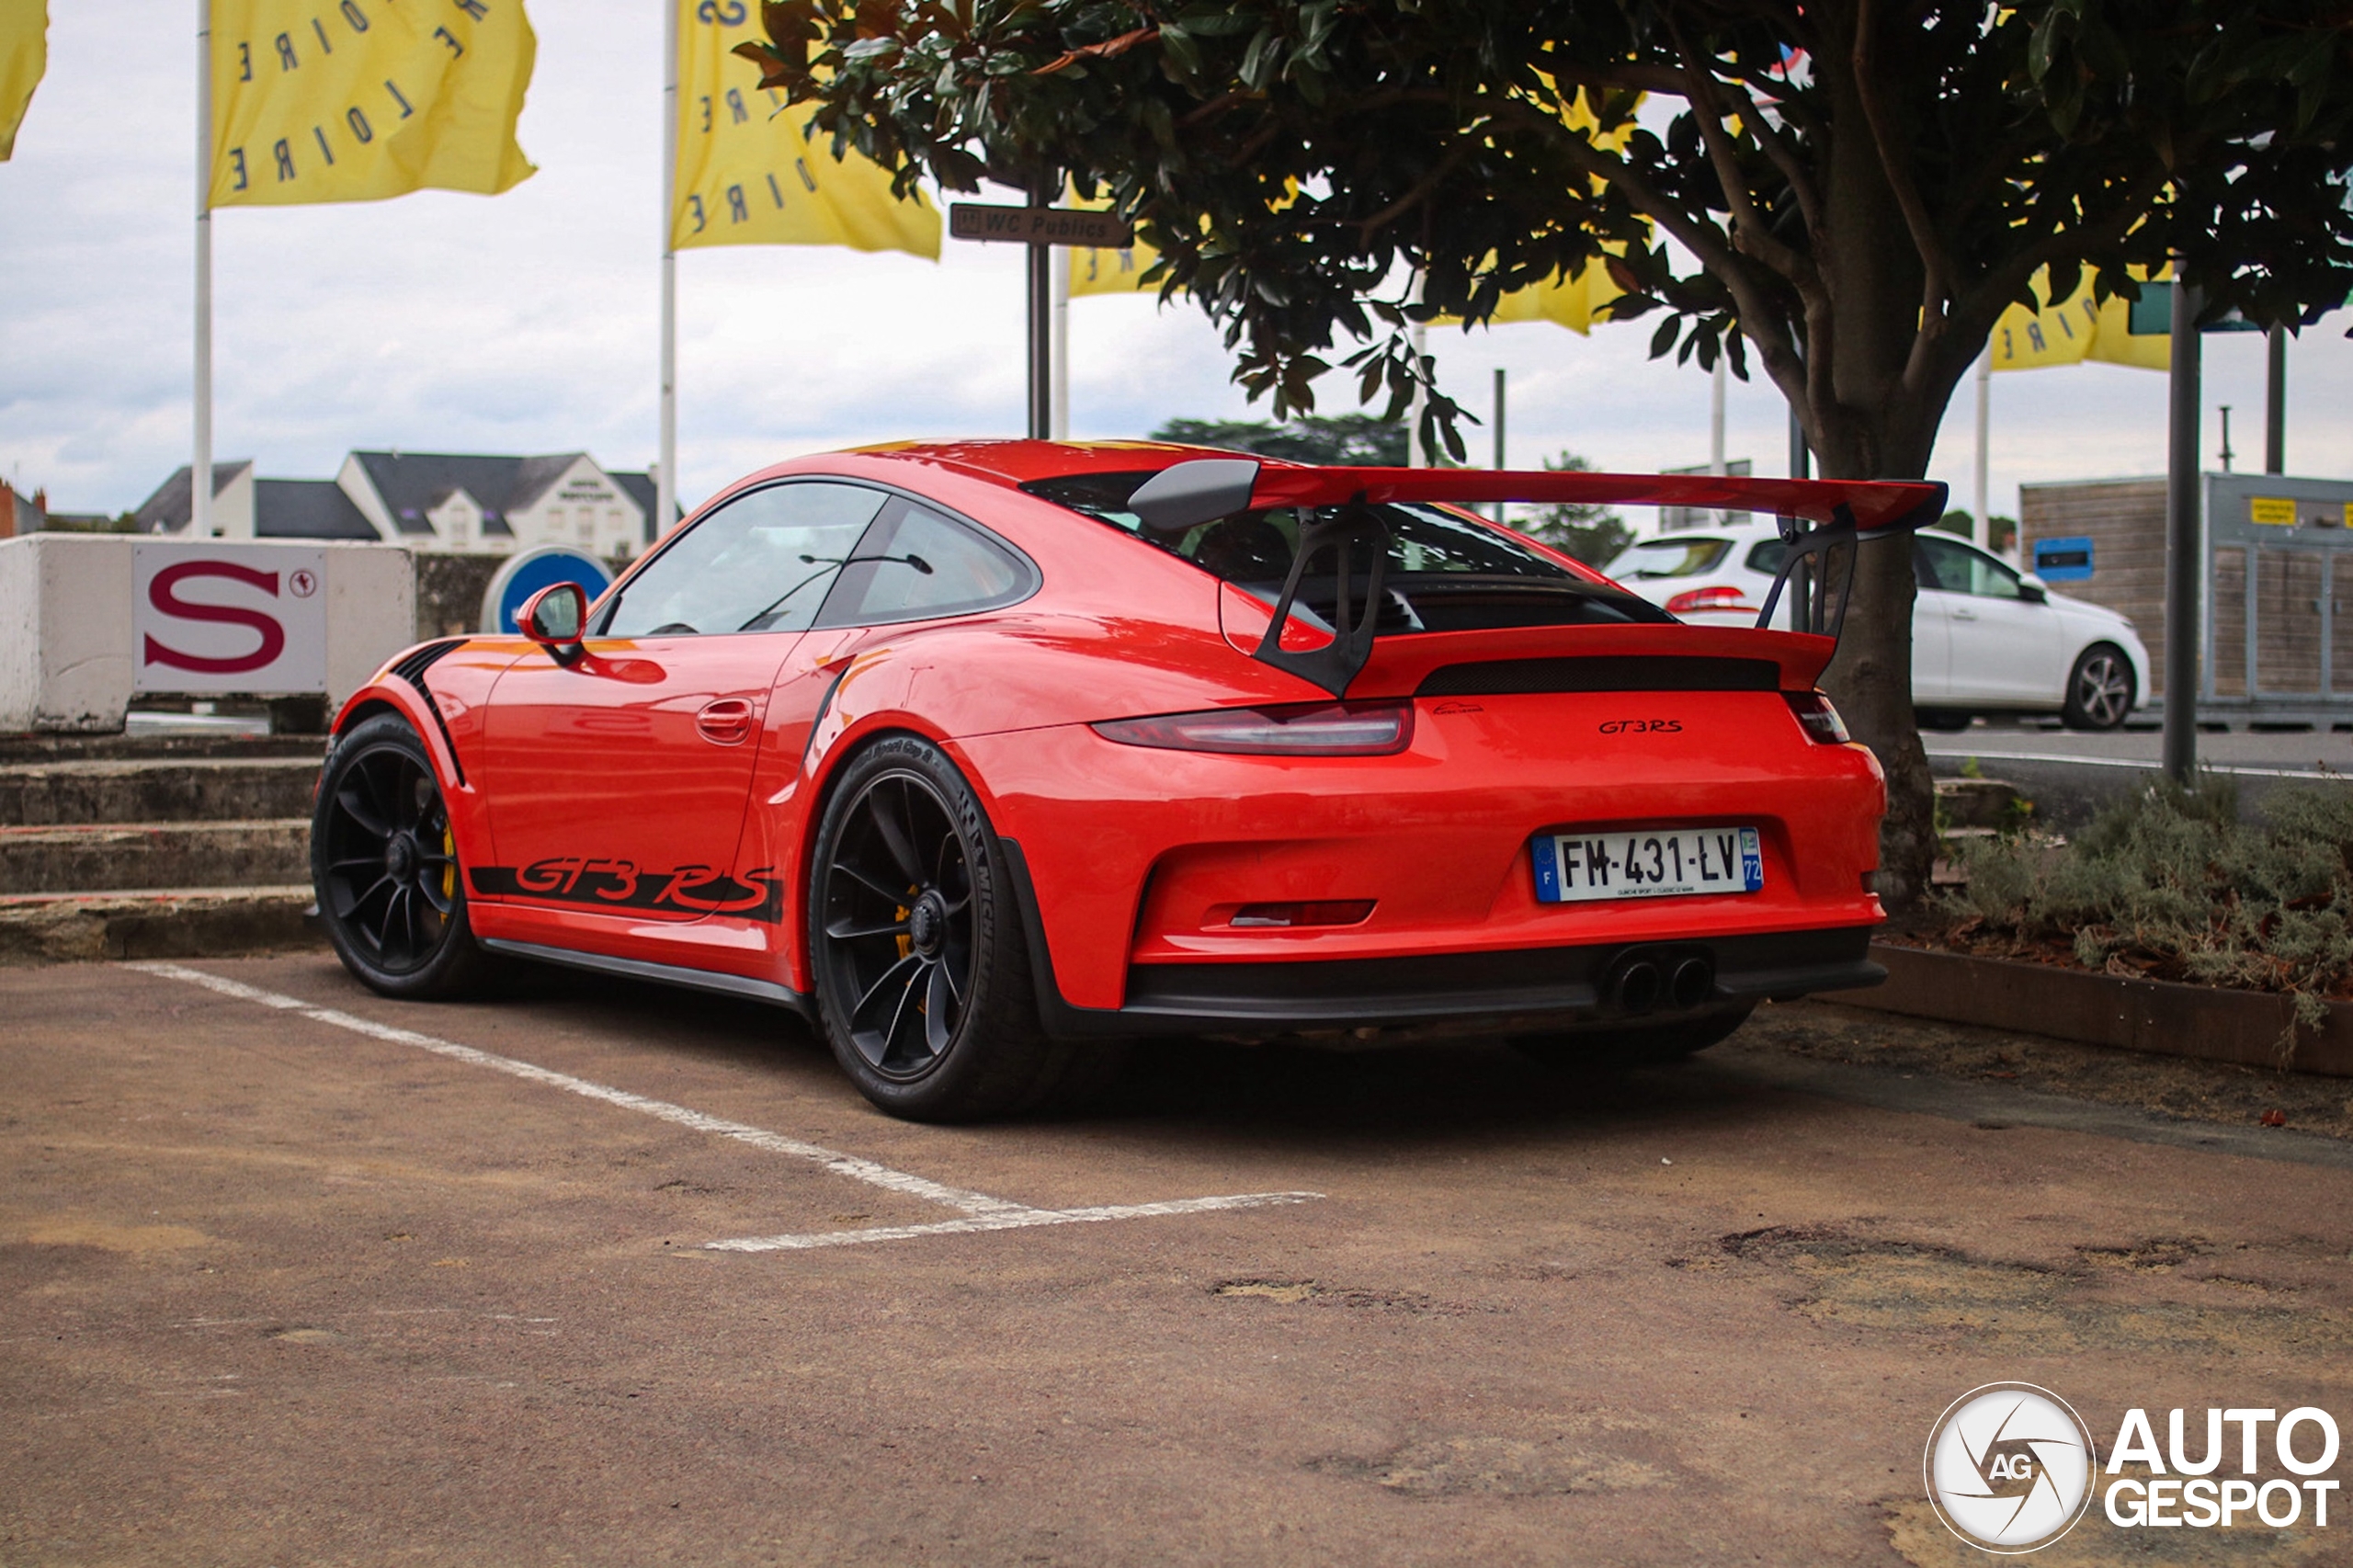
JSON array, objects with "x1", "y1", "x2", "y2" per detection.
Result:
[
  {"x1": 1607, "y1": 536, "x2": 1733, "y2": 580},
  {"x1": 1024, "y1": 471, "x2": 1669, "y2": 633}
]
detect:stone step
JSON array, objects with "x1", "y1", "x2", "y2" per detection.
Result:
[
  {"x1": 0, "y1": 731, "x2": 326, "y2": 764},
  {"x1": 0, "y1": 756, "x2": 321, "y2": 827},
  {"x1": 0, "y1": 885, "x2": 318, "y2": 964},
  {"x1": 0, "y1": 819, "x2": 312, "y2": 894}
]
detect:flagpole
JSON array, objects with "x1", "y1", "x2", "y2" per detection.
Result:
[
  {"x1": 1050, "y1": 244, "x2": 1070, "y2": 441},
  {"x1": 1972, "y1": 350, "x2": 1990, "y2": 551},
  {"x1": 656, "y1": 0, "x2": 678, "y2": 539},
  {"x1": 192, "y1": 0, "x2": 213, "y2": 537}
]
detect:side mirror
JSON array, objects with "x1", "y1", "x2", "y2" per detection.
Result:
[
  {"x1": 2018, "y1": 573, "x2": 2049, "y2": 605},
  {"x1": 520, "y1": 582, "x2": 586, "y2": 661}
]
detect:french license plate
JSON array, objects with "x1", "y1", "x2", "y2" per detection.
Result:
[{"x1": 1532, "y1": 826, "x2": 1764, "y2": 903}]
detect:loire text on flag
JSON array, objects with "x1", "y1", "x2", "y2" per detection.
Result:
[
  {"x1": 675, "y1": 0, "x2": 937, "y2": 257},
  {"x1": 210, "y1": 0, "x2": 537, "y2": 208}
]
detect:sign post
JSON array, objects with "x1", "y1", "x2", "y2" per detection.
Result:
[{"x1": 949, "y1": 199, "x2": 1136, "y2": 441}]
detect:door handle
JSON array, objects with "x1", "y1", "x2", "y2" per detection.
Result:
[
  {"x1": 696, "y1": 698, "x2": 756, "y2": 746},
  {"x1": 1951, "y1": 607, "x2": 1978, "y2": 620}
]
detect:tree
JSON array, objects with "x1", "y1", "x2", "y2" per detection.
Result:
[
  {"x1": 744, "y1": 1, "x2": 2353, "y2": 905},
  {"x1": 1149, "y1": 414, "x2": 1406, "y2": 465},
  {"x1": 1934, "y1": 509, "x2": 2018, "y2": 556},
  {"x1": 1518, "y1": 453, "x2": 1632, "y2": 566}
]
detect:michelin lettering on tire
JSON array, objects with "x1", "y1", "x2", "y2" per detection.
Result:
[{"x1": 1925, "y1": 1382, "x2": 2097, "y2": 1553}]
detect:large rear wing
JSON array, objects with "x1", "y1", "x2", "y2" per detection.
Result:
[{"x1": 1125, "y1": 460, "x2": 1948, "y2": 695}]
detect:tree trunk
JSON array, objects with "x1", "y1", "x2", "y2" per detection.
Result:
[{"x1": 1822, "y1": 531, "x2": 1934, "y2": 912}]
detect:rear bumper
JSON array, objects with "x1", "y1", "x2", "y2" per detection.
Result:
[{"x1": 1001, "y1": 839, "x2": 1880, "y2": 1039}]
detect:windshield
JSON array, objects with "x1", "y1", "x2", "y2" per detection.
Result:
[{"x1": 1024, "y1": 471, "x2": 1669, "y2": 632}]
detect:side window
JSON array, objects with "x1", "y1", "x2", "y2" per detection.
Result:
[
  {"x1": 1971, "y1": 552, "x2": 2024, "y2": 599},
  {"x1": 1917, "y1": 535, "x2": 2021, "y2": 599},
  {"x1": 600, "y1": 482, "x2": 888, "y2": 637},
  {"x1": 1915, "y1": 536, "x2": 1972, "y2": 594},
  {"x1": 816, "y1": 502, "x2": 1031, "y2": 627}
]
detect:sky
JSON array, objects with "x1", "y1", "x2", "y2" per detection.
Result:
[{"x1": 5, "y1": 0, "x2": 2351, "y2": 523}]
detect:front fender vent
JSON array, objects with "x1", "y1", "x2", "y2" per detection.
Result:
[{"x1": 387, "y1": 638, "x2": 467, "y2": 785}]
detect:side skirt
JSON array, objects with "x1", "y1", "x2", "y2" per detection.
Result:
[{"x1": 480, "y1": 938, "x2": 813, "y2": 1017}]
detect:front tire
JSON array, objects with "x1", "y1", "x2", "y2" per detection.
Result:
[
  {"x1": 2062, "y1": 642, "x2": 2136, "y2": 732},
  {"x1": 1511, "y1": 1005, "x2": 1755, "y2": 1070},
  {"x1": 312, "y1": 713, "x2": 492, "y2": 999},
  {"x1": 808, "y1": 734, "x2": 1095, "y2": 1121}
]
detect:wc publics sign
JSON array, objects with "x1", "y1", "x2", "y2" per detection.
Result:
[{"x1": 132, "y1": 542, "x2": 328, "y2": 695}]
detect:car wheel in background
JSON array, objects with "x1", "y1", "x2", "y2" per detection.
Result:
[
  {"x1": 809, "y1": 734, "x2": 1091, "y2": 1122},
  {"x1": 2061, "y1": 643, "x2": 2136, "y2": 732},
  {"x1": 1510, "y1": 1005, "x2": 1756, "y2": 1070},
  {"x1": 1914, "y1": 709, "x2": 1975, "y2": 733},
  {"x1": 312, "y1": 712, "x2": 494, "y2": 999}
]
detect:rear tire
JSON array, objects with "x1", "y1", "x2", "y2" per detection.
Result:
[
  {"x1": 808, "y1": 734, "x2": 1110, "y2": 1121},
  {"x1": 2062, "y1": 642, "x2": 2135, "y2": 732},
  {"x1": 1511, "y1": 1005, "x2": 1755, "y2": 1070},
  {"x1": 312, "y1": 713, "x2": 494, "y2": 999}
]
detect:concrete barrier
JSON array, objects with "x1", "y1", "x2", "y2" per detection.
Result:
[{"x1": 0, "y1": 535, "x2": 415, "y2": 733}]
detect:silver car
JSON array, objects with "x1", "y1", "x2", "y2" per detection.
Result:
[{"x1": 1603, "y1": 521, "x2": 2150, "y2": 732}]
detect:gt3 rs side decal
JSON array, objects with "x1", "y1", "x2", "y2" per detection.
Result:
[{"x1": 469, "y1": 859, "x2": 787, "y2": 922}]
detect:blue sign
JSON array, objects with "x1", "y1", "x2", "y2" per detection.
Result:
[
  {"x1": 481, "y1": 547, "x2": 616, "y2": 634},
  {"x1": 2032, "y1": 537, "x2": 2095, "y2": 583}
]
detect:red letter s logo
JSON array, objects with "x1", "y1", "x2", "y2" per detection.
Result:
[{"x1": 143, "y1": 561, "x2": 287, "y2": 675}]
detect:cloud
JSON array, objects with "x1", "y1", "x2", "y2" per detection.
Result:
[{"x1": 3, "y1": 0, "x2": 2348, "y2": 524}]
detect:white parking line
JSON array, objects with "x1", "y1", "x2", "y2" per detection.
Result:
[
  {"x1": 706, "y1": 1193, "x2": 1322, "y2": 1253},
  {"x1": 130, "y1": 961, "x2": 1322, "y2": 1251}
]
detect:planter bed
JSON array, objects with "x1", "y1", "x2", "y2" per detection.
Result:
[{"x1": 1822, "y1": 941, "x2": 2353, "y2": 1078}]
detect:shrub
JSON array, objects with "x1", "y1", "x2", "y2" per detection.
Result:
[{"x1": 1938, "y1": 775, "x2": 2353, "y2": 1038}]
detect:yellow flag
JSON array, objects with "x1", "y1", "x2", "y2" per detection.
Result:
[
  {"x1": 1, "y1": 0, "x2": 45, "y2": 161},
  {"x1": 1442, "y1": 260, "x2": 1623, "y2": 335},
  {"x1": 1992, "y1": 267, "x2": 2169, "y2": 372},
  {"x1": 1068, "y1": 232, "x2": 1158, "y2": 297},
  {"x1": 210, "y1": 0, "x2": 535, "y2": 208},
  {"x1": 674, "y1": 1, "x2": 937, "y2": 256}
]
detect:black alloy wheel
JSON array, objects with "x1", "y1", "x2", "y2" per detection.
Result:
[
  {"x1": 312, "y1": 712, "x2": 490, "y2": 998},
  {"x1": 818, "y1": 767, "x2": 978, "y2": 1076},
  {"x1": 808, "y1": 735, "x2": 1104, "y2": 1121},
  {"x1": 2063, "y1": 643, "x2": 2136, "y2": 732}
]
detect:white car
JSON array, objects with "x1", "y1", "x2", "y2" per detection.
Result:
[{"x1": 1602, "y1": 521, "x2": 2149, "y2": 732}]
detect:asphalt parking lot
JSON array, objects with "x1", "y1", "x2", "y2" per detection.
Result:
[{"x1": 6, "y1": 955, "x2": 2352, "y2": 1566}]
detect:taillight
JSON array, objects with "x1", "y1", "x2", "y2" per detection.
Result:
[
  {"x1": 1092, "y1": 700, "x2": 1415, "y2": 756},
  {"x1": 1665, "y1": 585, "x2": 1753, "y2": 616},
  {"x1": 1786, "y1": 689, "x2": 1851, "y2": 744}
]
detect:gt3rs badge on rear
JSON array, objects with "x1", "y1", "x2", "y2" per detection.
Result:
[{"x1": 1598, "y1": 718, "x2": 1683, "y2": 733}]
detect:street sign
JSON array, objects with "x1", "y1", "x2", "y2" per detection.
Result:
[
  {"x1": 482, "y1": 547, "x2": 615, "y2": 635},
  {"x1": 2031, "y1": 536, "x2": 2095, "y2": 582},
  {"x1": 949, "y1": 203, "x2": 1133, "y2": 247}
]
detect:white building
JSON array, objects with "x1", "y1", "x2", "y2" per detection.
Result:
[{"x1": 136, "y1": 450, "x2": 672, "y2": 557}]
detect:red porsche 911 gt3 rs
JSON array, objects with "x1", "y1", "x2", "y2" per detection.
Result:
[{"x1": 312, "y1": 441, "x2": 1942, "y2": 1119}]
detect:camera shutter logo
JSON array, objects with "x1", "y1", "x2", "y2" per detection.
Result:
[{"x1": 1925, "y1": 1383, "x2": 2097, "y2": 1553}]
